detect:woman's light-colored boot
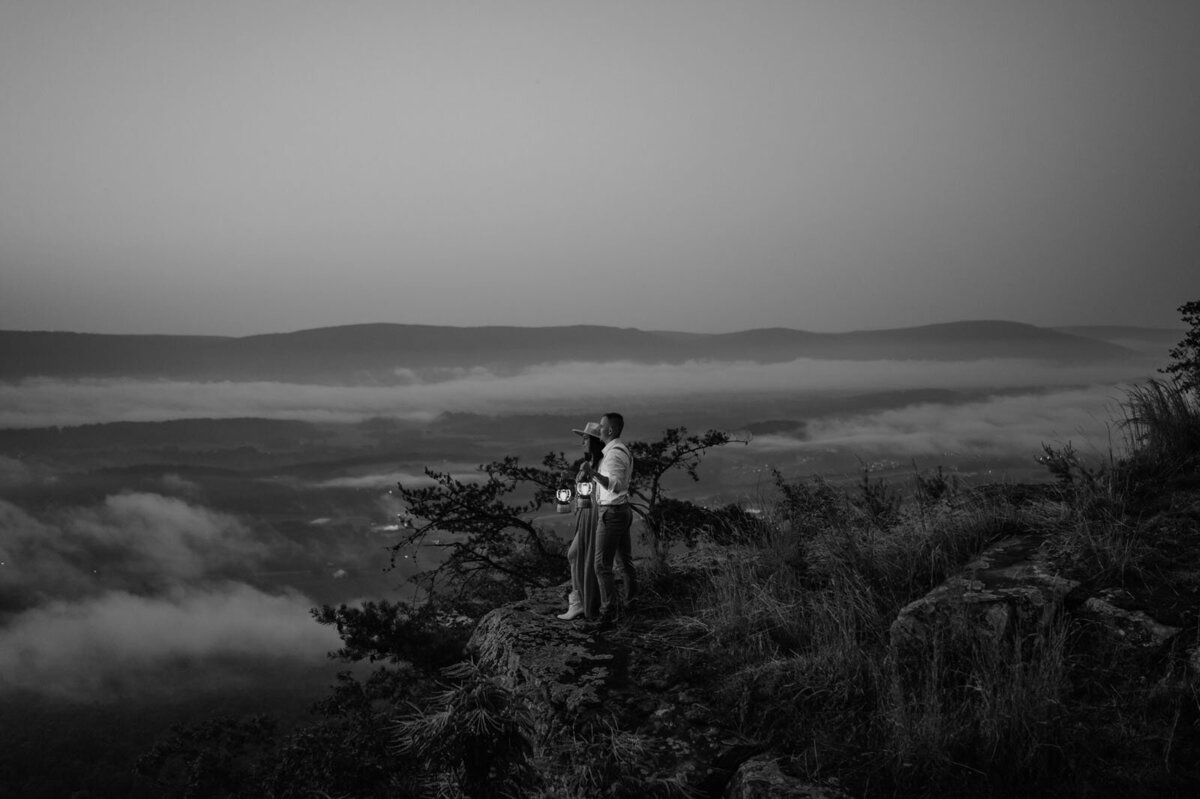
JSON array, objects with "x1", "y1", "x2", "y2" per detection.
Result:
[{"x1": 557, "y1": 591, "x2": 584, "y2": 620}]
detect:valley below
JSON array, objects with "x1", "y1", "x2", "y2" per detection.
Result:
[{"x1": 0, "y1": 322, "x2": 1172, "y2": 796}]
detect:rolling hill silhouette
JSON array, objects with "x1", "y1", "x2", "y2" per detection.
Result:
[{"x1": 0, "y1": 321, "x2": 1143, "y2": 384}]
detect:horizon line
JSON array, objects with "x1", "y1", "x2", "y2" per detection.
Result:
[{"x1": 0, "y1": 318, "x2": 1185, "y2": 339}]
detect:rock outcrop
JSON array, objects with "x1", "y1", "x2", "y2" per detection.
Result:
[
  {"x1": 889, "y1": 530, "x2": 1193, "y2": 687},
  {"x1": 889, "y1": 534, "x2": 1080, "y2": 668},
  {"x1": 465, "y1": 577, "x2": 845, "y2": 799},
  {"x1": 464, "y1": 523, "x2": 1198, "y2": 796},
  {"x1": 1079, "y1": 588, "x2": 1183, "y2": 650},
  {"x1": 469, "y1": 596, "x2": 616, "y2": 724},
  {"x1": 724, "y1": 757, "x2": 849, "y2": 799}
]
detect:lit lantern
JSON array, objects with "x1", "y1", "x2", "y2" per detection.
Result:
[
  {"x1": 555, "y1": 486, "x2": 574, "y2": 513},
  {"x1": 575, "y1": 480, "x2": 593, "y2": 509}
]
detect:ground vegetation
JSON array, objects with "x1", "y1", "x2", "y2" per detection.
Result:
[
  {"x1": 78, "y1": 301, "x2": 1200, "y2": 796},
  {"x1": 133, "y1": 368, "x2": 1199, "y2": 797}
]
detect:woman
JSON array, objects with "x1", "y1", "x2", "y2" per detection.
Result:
[{"x1": 557, "y1": 421, "x2": 604, "y2": 621}]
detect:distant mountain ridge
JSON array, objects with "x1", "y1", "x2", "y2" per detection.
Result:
[
  {"x1": 0, "y1": 321, "x2": 1148, "y2": 384},
  {"x1": 1051, "y1": 325, "x2": 1184, "y2": 355}
]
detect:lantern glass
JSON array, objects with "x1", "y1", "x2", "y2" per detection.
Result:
[
  {"x1": 576, "y1": 481, "x2": 593, "y2": 497},
  {"x1": 555, "y1": 487, "x2": 573, "y2": 504}
]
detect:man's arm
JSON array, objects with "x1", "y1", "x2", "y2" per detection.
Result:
[{"x1": 590, "y1": 447, "x2": 630, "y2": 493}]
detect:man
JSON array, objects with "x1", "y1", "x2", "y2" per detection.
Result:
[{"x1": 580, "y1": 411, "x2": 637, "y2": 625}]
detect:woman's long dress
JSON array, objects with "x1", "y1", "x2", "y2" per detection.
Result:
[{"x1": 570, "y1": 481, "x2": 602, "y2": 619}]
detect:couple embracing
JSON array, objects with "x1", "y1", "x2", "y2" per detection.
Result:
[{"x1": 558, "y1": 412, "x2": 638, "y2": 627}]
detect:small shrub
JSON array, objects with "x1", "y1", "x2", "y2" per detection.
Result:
[
  {"x1": 392, "y1": 660, "x2": 538, "y2": 799},
  {"x1": 134, "y1": 715, "x2": 278, "y2": 799},
  {"x1": 1119, "y1": 378, "x2": 1200, "y2": 485},
  {"x1": 643, "y1": 496, "x2": 706, "y2": 548},
  {"x1": 1037, "y1": 441, "x2": 1107, "y2": 494},
  {"x1": 700, "y1": 503, "x2": 772, "y2": 546},
  {"x1": 1159, "y1": 299, "x2": 1200, "y2": 392},
  {"x1": 770, "y1": 468, "x2": 852, "y2": 533},
  {"x1": 536, "y1": 719, "x2": 696, "y2": 799},
  {"x1": 852, "y1": 465, "x2": 902, "y2": 530},
  {"x1": 912, "y1": 463, "x2": 959, "y2": 507}
]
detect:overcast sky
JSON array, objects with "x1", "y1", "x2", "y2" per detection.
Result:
[{"x1": 2, "y1": 1, "x2": 1198, "y2": 336}]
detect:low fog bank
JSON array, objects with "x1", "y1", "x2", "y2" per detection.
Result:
[
  {"x1": 750, "y1": 385, "x2": 1128, "y2": 462},
  {"x1": 0, "y1": 584, "x2": 335, "y2": 700},
  {"x1": 0, "y1": 493, "x2": 340, "y2": 701},
  {"x1": 0, "y1": 356, "x2": 1155, "y2": 428},
  {"x1": 1, "y1": 493, "x2": 267, "y2": 602},
  {"x1": 0, "y1": 358, "x2": 1157, "y2": 703},
  {"x1": 313, "y1": 467, "x2": 484, "y2": 491}
]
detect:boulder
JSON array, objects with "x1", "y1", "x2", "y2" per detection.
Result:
[
  {"x1": 1079, "y1": 588, "x2": 1182, "y2": 650},
  {"x1": 890, "y1": 534, "x2": 1080, "y2": 667},
  {"x1": 724, "y1": 757, "x2": 849, "y2": 799}
]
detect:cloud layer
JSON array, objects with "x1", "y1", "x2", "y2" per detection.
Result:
[
  {"x1": 0, "y1": 358, "x2": 1155, "y2": 701},
  {"x1": 747, "y1": 385, "x2": 1129, "y2": 461},
  {"x1": 1, "y1": 493, "x2": 267, "y2": 605},
  {"x1": 0, "y1": 493, "x2": 336, "y2": 700},
  {"x1": 313, "y1": 467, "x2": 483, "y2": 491},
  {"x1": 0, "y1": 584, "x2": 337, "y2": 700},
  {"x1": 0, "y1": 357, "x2": 1152, "y2": 428}
]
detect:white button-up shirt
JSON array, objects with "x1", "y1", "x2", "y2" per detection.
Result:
[{"x1": 596, "y1": 438, "x2": 633, "y2": 505}]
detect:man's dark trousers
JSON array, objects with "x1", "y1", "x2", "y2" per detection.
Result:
[{"x1": 595, "y1": 503, "x2": 637, "y2": 618}]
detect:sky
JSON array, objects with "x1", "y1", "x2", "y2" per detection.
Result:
[{"x1": 2, "y1": 0, "x2": 1198, "y2": 336}]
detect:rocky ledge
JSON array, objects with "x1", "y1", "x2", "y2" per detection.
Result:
[
  {"x1": 465, "y1": 563, "x2": 847, "y2": 799},
  {"x1": 464, "y1": 523, "x2": 1200, "y2": 797},
  {"x1": 889, "y1": 533, "x2": 1081, "y2": 667}
]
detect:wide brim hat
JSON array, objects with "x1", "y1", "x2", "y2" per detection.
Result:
[{"x1": 572, "y1": 421, "x2": 603, "y2": 440}]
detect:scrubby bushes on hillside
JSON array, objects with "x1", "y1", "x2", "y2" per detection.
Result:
[
  {"x1": 665, "y1": 376, "x2": 1200, "y2": 797},
  {"x1": 1161, "y1": 299, "x2": 1200, "y2": 392}
]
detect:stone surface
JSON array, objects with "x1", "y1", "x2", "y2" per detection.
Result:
[
  {"x1": 467, "y1": 586, "x2": 616, "y2": 723},
  {"x1": 1080, "y1": 592, "x2": 1182, "y2": 650},
  {"x1": 723, "y1": 757, "x2": 849, "y2": 799},
  {"x1": 465, "y1": 573, "x2": 827, "y2": 798},
  {"x1": 465, "y1": 486, "x2": 1200, "y2": 794},
  {"x1": 890, "y1": 534, "x2": 1080, "y2": 665}
]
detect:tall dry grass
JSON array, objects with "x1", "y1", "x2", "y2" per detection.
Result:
[
  {"x1": 658, "y1": 475, "x2": 1071, "y2": 790},
  {"x1": 651, "y1": 378, "x2": 1200, "y2": 795},
  {"x1": 1120, "y1": 378, "x2": 1200, "y2": 480}
]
